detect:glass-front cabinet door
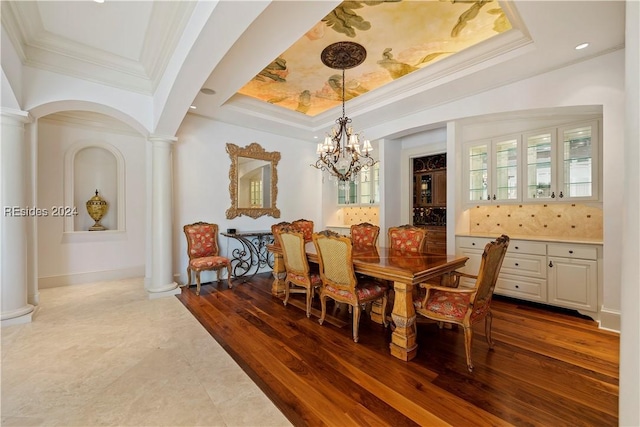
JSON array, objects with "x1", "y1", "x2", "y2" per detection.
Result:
[
  {"x1": 337, "y1": 172, "x2": 357, "y2": 205},
  {"x1": 466, "y1": 143, "x2": 489, "y2": 202},
  {"x1": 359, "y1": 163, "x2": 380, "y2": 204},
  {"x1": 524, "y1": 130, "x2": 555, "y2": 201},
  {"x1": 493, "y1": 136, "x2": 520, "y2": 201},
  {"x1": 560, "y1": 122, "x2": 597, "y2": 200}
]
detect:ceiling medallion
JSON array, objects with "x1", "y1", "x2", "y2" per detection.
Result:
[
  {"x1": 320, "y1": 41, "x2": 367, "y2": 70},
  {"x1": 312, "y1": 42, "x2": 377, "y2": 183}
]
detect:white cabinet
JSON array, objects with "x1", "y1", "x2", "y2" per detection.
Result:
[
  {"x1": 464, "y1": 120, "x2": 600, "y2": 206},
  {"x1": 464, "y1": 135, "x2": 520, "y2": 204},
  {"x1": 337, "y1": 163, "x2": 379, "y2": 205},
  {"x1": 547, "y1": 243, "x2": 598, "y2": 312},
  {"x1": 456, "y1": 236, "x2": 601, "y2": 316},
  {"x1": 523, "y1": 121, "x2": 599, "y2": 202}
]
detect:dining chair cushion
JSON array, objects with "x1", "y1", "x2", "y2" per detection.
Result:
[
  {"x1": 324, "y1": 281, "x2": 387, "y2": 301},
  {"x1": 421, "y1": 288, "x2": 492, "y2": 322},
  {"x1": 288, "y1": 272, "x2": 322, "y2": 286},
  {"x1": 189, "y1": 256, "x2": 231, "y2": 269}
]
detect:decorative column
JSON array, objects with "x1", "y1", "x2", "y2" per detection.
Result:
[
  {"x1": 1, "y1": 109, "x2": 35, "y2": 326},
  {"x1": 146, "y1": 136, "x2": 179, "y2": 297}
]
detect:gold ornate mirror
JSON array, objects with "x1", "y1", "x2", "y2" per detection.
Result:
[{"x1": 226, "y1": 142, "x2": 281, "y2": 219}]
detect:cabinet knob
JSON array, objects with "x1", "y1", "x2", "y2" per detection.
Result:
[
  {"x1": 551, "y1": 192, "x2": 556, "y2": 198},
  {"x1": 515, "y1": 263, "x2": 519, "y2": 266},
  {"x1": 492, "y1": 194, "x2": 496, "y2": 200},
  {"x1": 559, "y1": 191, "x2": 564, "y2": 198},
  {"x1": 549, "y1": 261, "x2": 554, "y2": 267},
  {"x1": 515, "y1": 246, "x2": 519, "y2": 250},
  {"x1": 472, "y1": 242, "x2": 475, "y2": 246},
  {"x1": 515, "y1": 285, "x2": 519, "y2": 289},
  {"x1": 569, "y1": 250, "x2": 574, "y2": 254}
]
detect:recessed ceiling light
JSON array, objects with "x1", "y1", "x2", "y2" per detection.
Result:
[
  {"x1": 575, "y1": 42, "x2": 590, "y2": 50},
  {"x1": 94, "y1": 0, "x2": 105, "y2": 3},
  {"x1": 200, "y1": 88, "x2": 216, "y2": 95},
  {"x1": 189, "y1": 105, "x2": 197, "y2": 110}
]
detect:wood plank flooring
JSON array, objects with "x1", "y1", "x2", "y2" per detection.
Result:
[{"x1": 176, "y1": 274, "x2": 619, "y2": 427}]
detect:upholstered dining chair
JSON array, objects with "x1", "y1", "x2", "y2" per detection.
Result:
[
  {"x1": 277, "y1": 226, "x2": 322, "y2": 317},
  {"x1": 350, "y1": 222, "x2": 380, "y2": 247},
  {"x1": 414, "y1": 234, "x2": 510, "y2": 372},
  {"x1": 291, "y1": 219, "x2": 314, "y2": 242},
  {"x1": 183, "y1": 222, "x2": 233, "y2": 295},
  {"x1": 388, "y1": 224, "x2": 427, "y2": 252},
  {"x1": 312, "y1": 230, "x2": 389, "y2": 343}
]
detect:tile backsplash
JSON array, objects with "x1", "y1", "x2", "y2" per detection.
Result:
[
  {"x1": 468, "y1": 203, "x2": 602, "y2": 239},
  {"x1": 341, "y1": 206, "x2": 379, "y2": 225}
]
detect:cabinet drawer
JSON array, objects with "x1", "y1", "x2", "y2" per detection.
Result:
[
  {"x1": 495, "y1": 274, "x2": 547, "y2": 303},
  {"x1": 457, "y1": 236, "x2": 492, "y2": 250},
  {"x1": 500, "y1": 254, "x2": 547, "y2": 278},
  {"x1": 547, "y1": 244, "x2": 598, "y2": 260},
  {"x1": 508, "y1": 240, "x2": 547, "y2": 256}
]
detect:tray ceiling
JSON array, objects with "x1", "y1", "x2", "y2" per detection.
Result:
[{"x1": 239, "y1": 1, "x2": 511, "y2": 116}]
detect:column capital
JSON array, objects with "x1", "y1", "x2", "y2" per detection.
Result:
[{"x1": 148, "y1": 135, "x2": 178, "y2": 146}]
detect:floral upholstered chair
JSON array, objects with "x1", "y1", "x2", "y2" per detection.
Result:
[
  {"x1": 277, "y1": 226, "x2": 322, "y2": 318},
  {"x1": 350, "y1": 222, "x2": 380, "y2": 247},
  {"x1": 415, "y1": 235, "x2": 510, "y2": 372},
  {"x1": 183, "y1": 222, "x2": 232, "y2": 295},
  {"x1": 388, "y1": 225, "x2": 427, "y2": 253},
  {"x1": 291, "y1": 219, "x2": 314, "y2": 243},
  {"x1": 312, "y1": 230, "x2": 389, "y2": 343}
]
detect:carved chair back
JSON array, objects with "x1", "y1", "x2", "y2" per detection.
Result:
[
  {"x1": 291, "y1": 219, "x2": 314, "y2": 242},
  {"x1": 184, "y1": 222, "x2": 220, "y2": 259},
  {"x1": 350, "y1": 222, "x2": 380, "y2": 247},
  {"x1": 388, "y1": 224, "x2": 427, "y2": 252}
]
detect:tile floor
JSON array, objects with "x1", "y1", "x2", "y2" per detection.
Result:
[{"x1": 0, "y1": 278, "x2": 291, "y2": 427}]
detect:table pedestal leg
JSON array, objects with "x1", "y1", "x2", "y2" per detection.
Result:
[
  {"x1": 389, "y1": 281, "x2": 417, "y2": 361},
  {"x1": 271, "y1": 253, "x2": 286, "y2": 296}
]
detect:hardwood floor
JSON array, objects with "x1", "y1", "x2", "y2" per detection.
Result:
[{"x1": 176, "y1": 273, "x2": 619, "y2": 427}]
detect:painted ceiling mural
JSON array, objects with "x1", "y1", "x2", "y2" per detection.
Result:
[{"x1": 238, "y1": 0, "x2": 512, "y2": 116}]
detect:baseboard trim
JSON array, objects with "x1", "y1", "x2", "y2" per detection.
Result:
[
  {"x1": 38, "y1": 266, "x2": 145, "y2": 288},
  {"x1": 598, "y1": 306, "x2": 621, "y2": 333}
]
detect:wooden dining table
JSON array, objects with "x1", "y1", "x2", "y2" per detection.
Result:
[{"x1": 267, "y1": 242, "x2": 468, "y2": 362}]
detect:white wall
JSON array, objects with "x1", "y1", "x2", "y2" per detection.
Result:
[
  {"x1": 37, "y1": 114, "x2": 147, "y2": 287},
  {"x1": 173, "y1": 114, "x2": 322, "y2": 284}
]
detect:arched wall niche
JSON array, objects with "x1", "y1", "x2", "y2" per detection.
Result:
[{"x1": 64, "y1": 142, "x2": 126, "y2": 233}]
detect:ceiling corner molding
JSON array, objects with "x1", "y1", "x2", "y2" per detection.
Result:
[{"x1": 139, "y1": 1, "x2": 197, "y2": 90}]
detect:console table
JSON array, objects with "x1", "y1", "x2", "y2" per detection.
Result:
[{"x1": 221, "y1": 230, "x2": 274, "y2": 277}]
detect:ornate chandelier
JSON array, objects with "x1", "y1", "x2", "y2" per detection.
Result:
[{"x1": 312, "y1": 41, "x2": 377, "y2": 182}]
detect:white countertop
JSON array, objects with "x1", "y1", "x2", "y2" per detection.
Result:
[{"x1": 456, "y1": 232, "x2": 603, "y2": 245}]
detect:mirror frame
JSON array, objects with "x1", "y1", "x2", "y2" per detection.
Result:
[{"x1": 226, "y1": 142, "x2": 281, "y2": 219}]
